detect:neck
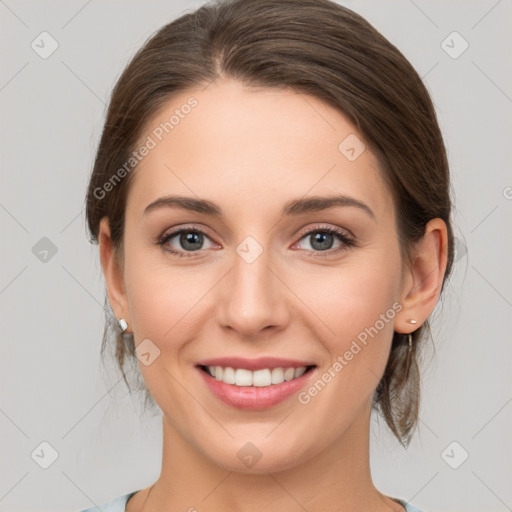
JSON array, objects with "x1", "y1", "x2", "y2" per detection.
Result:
[{"x1": 137, "y1": 400, "x2": 403, "y2": 512}]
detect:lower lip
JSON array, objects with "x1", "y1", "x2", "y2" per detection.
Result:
[{"x1": 197, "y1": 367, "x2": 316, "y2": 410}]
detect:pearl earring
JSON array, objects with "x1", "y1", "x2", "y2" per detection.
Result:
[
  {"x1": 118, "y1": 318, "x2": 128, "y2": 332},
  {"x1": 408, "y1": 319, "x2": 417, "y2": 325}
]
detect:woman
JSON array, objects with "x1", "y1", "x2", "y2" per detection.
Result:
[{"x1": 81, "y1": 0, "x2": 453, "y2": 510}]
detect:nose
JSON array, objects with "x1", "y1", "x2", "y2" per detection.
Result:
[{"x1": 216, "y1": 246, "x2": 290, "y2": 339}]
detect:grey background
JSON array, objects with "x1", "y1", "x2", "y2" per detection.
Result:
[{"x1": 1, "y1": 1, "x2": 511, "y2": 511}]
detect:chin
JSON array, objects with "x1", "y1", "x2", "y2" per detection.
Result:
[{"x1": 201, "y1": 435, "x2": 315, "y2": 475}]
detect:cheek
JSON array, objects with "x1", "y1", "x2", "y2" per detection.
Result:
[
  {"x1": 122, "y1": 255, "x2": 206, "y2": 409},
  {"x1": 291, "y1": 263, "x2": 401, "y2": 426},
  {"x1": 301, "y1": 260, "x2": 400, "y2": 341},
  {"x1": 296, "y1": 247, "x2": 403, "y2": 401},
  {"x1": 126, "y1": 262, "x2": 206, "y2": 341}
]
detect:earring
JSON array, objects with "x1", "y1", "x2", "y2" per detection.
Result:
[
  {"x1": 118, "y1": 318, "x2": 128, "y2": 332},
  {"x1": 408, "y1": 319, "x2": 417, "y2": 325}
]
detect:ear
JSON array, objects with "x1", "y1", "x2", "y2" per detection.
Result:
[
  {"x1": 98, "y1": 217, "x2": 131, "y2": 332},
  {"x1": 394, "y1": 218, "x2": 449, "y2": 334}
]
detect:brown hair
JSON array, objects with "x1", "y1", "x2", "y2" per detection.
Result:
[{"x1": 85, "y1": 0, "x2": 454, "y2": 447}]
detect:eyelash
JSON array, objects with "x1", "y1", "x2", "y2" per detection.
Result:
[{"x1": 156, "y1": 224, "x2": 357, "y2": 259}]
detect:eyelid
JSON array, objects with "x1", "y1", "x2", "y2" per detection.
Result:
[
  {"x1": 158, "y1": 223, "x2": 216, "y2": 242},
  {"x1": 290, "y1": 223, "x2": 356, "y2": 256},
  {"x1": 157, "y1": 222, "x2": 356, "y2": 257},
  {"x1": 293, "y1": 223, "x2": 354, "y2": 243}
]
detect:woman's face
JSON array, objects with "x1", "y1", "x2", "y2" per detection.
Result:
[{"x1": 105, "y1": 79, "x2": 409, "y2": 472}]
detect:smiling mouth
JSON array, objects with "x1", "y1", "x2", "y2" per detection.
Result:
[{"x1": 198, "y1": 364, "x2": 316, "y2": 387}]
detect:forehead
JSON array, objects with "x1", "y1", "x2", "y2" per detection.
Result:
[{"x1": 127, "y1": 79, "x2": 392, "y2": 221}]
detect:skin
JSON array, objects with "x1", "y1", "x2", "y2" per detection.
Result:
[{"x1": 99, "y1": 79, "x2": 448, "y2": 512}]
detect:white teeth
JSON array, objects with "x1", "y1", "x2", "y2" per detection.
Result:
[
  {"x1": 252, "y1": 369, "x2": 271, "y2": 387},
  {"x1": 271, "y1": 367, "x2": 284, "y2": 384},
  {"x1": 235, "y1": 368, "x2": 252, "y2": 386},
  {"x1": 294, "y1": 367, "x2": 307, "y2": 378},
  {"x1": 206, "y1": 365, "x2": 309, "y2": 387},
  {"x1": 223, "y1": 366, "x2": 236, "y2": 384},
  {"x1": 284, "y1": 367, "x2": 295, "y2": 381}
]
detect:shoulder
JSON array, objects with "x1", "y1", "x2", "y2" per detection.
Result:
[
  {"x1": 394, "y1": 498, "x2": 426, "y2": 512},
  {"x1": 78, "y1": 491, "x2": 138, "y2": 512},
  {"x1": 79, "y1": 492, "x2": 425, "y2": 512},
  {"x1": 405, "y1": 504, "x2": 425, "y2": 512}
]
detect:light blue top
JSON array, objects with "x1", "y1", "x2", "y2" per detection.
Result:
[{"x1": 79, "y1": 491, "x2": 425, "y2": 511}]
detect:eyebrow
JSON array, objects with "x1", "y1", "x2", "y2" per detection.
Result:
[{"x1": 143, "y1": 194, "x2": 375, "y2": 220}]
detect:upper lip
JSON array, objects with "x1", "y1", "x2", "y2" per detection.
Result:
[{"x1": 196, "y1": 356, "x2": 316, "y2": 371}]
